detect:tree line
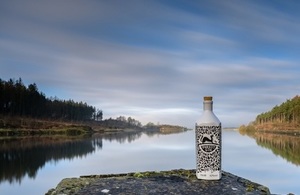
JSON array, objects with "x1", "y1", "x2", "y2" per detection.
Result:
[
  {"x1": 0, "y1": 137, "x2": 100, "y2": 183},
  {"x1": 256, "y1": 95, "x2": 300, "y2": 125},
  {"x1": 0, "y1": 78, "x2": 102, "y2": 121}
]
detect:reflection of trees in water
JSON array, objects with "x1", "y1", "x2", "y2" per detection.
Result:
[
  {"x1": 98, "y1": 129, "x2": 187, "y2": 143},
  {"x1": 254, "y1": 133, "x2": 300, "y2": 166},
  {"x1": 0, "y1": 136, "x2": 102, "y2": 184},
  {"x1": 0, "y1": 130, "x2": 144, "y2": 184},
  {"x1": 143, "y1": 128, "x2": 188, "y2": 137},
  {"x1": 99, "y1": 130, "x2": 143, "y2": 143},
  {"x1": 0, "y1": 129, "x2": 186, "y2": 184},
  {"x1": 92, "y1": 128, "x2": 175, "y2": 143}
]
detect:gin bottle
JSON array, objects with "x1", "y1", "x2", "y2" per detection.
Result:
[{"x1": 195, "y1": 96, "x2": 222, "y2": 180}]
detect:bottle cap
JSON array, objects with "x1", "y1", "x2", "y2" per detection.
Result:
[{"x1": 204, "y1": 96, "x2": 213, "y2": 101}]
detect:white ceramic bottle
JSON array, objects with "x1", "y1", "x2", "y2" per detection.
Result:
[{"x1": 195, "y1": 96, "x2": 222, "y2": 180}]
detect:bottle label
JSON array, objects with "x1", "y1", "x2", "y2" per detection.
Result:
[{"x1": 196, "y1": 125, "x2": 221, "y2": 173}]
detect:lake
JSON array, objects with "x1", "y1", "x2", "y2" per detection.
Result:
[{"x1": 0, "y1": 129, "x2": 299, "y2": 194}]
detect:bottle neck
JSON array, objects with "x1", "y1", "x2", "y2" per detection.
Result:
[{"x1": 203, "y1": 101, "x2": 213, "y2": 111}]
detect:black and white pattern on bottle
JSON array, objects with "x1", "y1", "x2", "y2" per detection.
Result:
[{"x1": 195, "y1": 125, "x2": 221, "y2": 173}]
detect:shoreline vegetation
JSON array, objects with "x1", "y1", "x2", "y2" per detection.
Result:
[
  {"x1": 0, "y1": 77, "x2": 189, "y2": 136},
  {"x1": 239, "y1": 95, "x2": 300, "y2": 135},
  {"x1": 0, "y1": 116, "x2": 190, "y2": 136}
]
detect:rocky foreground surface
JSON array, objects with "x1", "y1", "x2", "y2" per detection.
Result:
[{"x1": 46, "y1": 169, "x2": 270, "y2": 195}]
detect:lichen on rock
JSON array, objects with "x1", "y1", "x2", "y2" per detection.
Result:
[{"x1": 46, "y1": 169, "x2": 271, "y2": 195}]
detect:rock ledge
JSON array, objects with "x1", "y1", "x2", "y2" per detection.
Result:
[{"x1": 46, "y1": 169, "x2": 270, "y2": 195}]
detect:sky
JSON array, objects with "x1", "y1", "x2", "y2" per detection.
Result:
[{"x1": 1, "y1": 0, "x2": 300, "y2": 128}]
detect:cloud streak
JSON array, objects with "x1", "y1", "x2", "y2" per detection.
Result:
[{"x1": 1, "y1": 0, "x2": 300, "y2": 128}]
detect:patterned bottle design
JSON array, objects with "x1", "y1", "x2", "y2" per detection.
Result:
[{"x1": 195, "y1": 96, "x2": 222, "y2": 180}]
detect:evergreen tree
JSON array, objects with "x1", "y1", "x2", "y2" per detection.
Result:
[{"x1": 0, "y1": 78, "x2": 99, "y2": 122}]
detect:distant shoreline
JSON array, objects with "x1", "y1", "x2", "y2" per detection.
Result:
[
  {"x1": 238, "y1": 122, "x2": 300, "y2": 136},
  {"x1": 0, "y1": 116, "x2": 189, "y2": 136}
]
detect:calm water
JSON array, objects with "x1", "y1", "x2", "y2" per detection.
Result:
[{"x1": 0, "y1": 129, "x2": 299, "y2": 195}]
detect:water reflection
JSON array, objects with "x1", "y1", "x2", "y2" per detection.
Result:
[
  {"x1": 0, "y1": 135, "x2": 101, "y2": 183},
  {"x1": 241, "y1": 132, "x2": 300, "y2": 166},
  {"x1": 0, "y1": 129, "x2": 181, "y2": 184},
  {"x1": 98, "y1": 130, "x2": 143, "y2": 143}
]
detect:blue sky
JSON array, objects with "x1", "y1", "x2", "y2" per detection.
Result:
[{"x1": 1, "y1": 0, "x2": 300, "y2": 128}]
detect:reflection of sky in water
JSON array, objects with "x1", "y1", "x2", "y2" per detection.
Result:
[
  {"x1": 222, "y1": 130, "x2": 300, "y2": 194},
  {"x1": 87, "y1": 132, "x2": 196, "y2": 174},
  {"x1": 1, "y1": 130, "x2": 300, "y2": 195}
]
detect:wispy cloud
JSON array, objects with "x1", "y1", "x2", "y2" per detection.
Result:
[{"x1": 1, "y1": 0, "x2": 300, "y2": 127}]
